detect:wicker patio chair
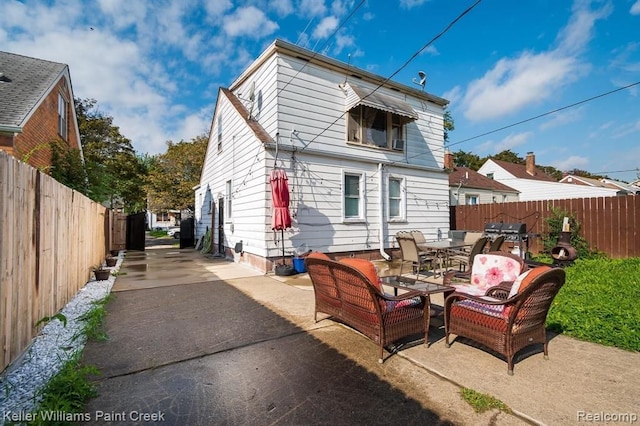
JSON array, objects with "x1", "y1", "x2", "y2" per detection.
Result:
[
  {"x1": 444, "y1": 266, "x2": 565, "y2": 375},
  {"x1": 305, "y1": 256, "x2": 429, "y2": 363},
  {"x1": 396, "y1": 235, "x2": 435, "y2": 280},
  {"x1": 442, "y1": 251, "x2": 525, "y2": 298},
  {"x1": 449, "y1": 236, "x2": 488, "y2": 272}
]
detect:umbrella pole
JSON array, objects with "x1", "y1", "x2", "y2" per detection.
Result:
[{"x1": 281, "y1": 228, "x2": 285, "y2": 264}]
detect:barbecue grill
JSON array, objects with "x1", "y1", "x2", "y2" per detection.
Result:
[{"x1": 483, "y1": 222, "x2": 528, "y2": 257}]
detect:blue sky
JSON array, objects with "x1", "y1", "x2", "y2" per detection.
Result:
[{"x1": 2, "y1": 0, "x2": 639, "y2": 182}]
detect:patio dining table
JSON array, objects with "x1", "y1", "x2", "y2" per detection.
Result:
[{"x1": 417, "y1": 239, "x2": 471, "y2": 276}]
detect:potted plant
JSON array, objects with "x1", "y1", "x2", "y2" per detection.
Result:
[
  {"x1": 106, "y1": 255, "x2": 117, "y2": 267},
  {"x1": 93, "y1": 265, "x2": 111, "y2": 281}
]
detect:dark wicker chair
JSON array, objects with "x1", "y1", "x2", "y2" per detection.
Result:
[
  {"x1": 305, "y1": 256, "x2": 429, "y2": 363},
  {"x1": 442, "y1": 251, "x2": 525, "y2": 297},
  {"x1": 444, "y1": 267, "x2": 565, "y2": 375},
  {"x1": 487, "y1": 235, "x2": 506, "y2": 252}
]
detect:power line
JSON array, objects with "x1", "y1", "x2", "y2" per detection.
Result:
[
  {"x1": 299, "y1": 0, "x2": 483, "y2": 153},
  {"x1": 446, "y1": 80, "x2": 640, "y2": 149},
  {"x1": 277, "y1": 0, "x2": 366, "y2": 97}
]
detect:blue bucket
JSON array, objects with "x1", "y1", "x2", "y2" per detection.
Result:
[{"x1": 293, "y1": 257, "x2": 307, "y2": 273}]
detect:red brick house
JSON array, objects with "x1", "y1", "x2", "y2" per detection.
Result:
[{"x1": 0, "y1": 51, "x2": 82, "y2": 170}]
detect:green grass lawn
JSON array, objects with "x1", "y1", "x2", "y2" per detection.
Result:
[{"x1": 546, "y1": 257, "x2": 640, "y2": 352}]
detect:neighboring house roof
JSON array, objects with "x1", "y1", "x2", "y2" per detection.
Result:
[
  {"x1": 491, "y1": 159, "x2": 556, "y2": 182},
  {"x1": 560, "y1": 175, "x2": 640, "y2": 194},
  {"x1": 0, "y1": 51, "x2": 67, "y2": 129},
  {"x1": 449, "y1": 167, "x2": 519, "y2": 193}
]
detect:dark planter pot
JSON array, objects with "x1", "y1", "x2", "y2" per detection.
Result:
[
  {"x1": 106, "y1": 257, "x2": 117, "y2": 267},
  {"x1": 94, "y1": 269, "x2": 111, "y2": 281}
]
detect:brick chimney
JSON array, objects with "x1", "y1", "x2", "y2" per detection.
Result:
[
  {"x1": 526, "y1": 152, "x2": 535, "y2": 176},
  {"x1": 444, "y1": 149, "x2": 454, "y2": 170}
]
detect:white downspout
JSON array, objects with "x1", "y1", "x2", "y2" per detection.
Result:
[{"x1": 378, "y1": 163, "x2": 391, "y2": 260}]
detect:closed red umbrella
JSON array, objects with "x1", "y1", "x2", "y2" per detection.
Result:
[
  {"x1": 270, "y1": 169, "x2": 294, "y2": 275},
  {"x1": 270, "y1": 169, "x2": 292, "y2": 230}
]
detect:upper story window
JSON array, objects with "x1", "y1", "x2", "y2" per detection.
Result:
[
  {"x1": 344, "y1": 83, "x2": 417, "y2": 152},
  {"x1": 487, "y1": 173, "x2": 494, "y2": 179},
  {"x1": 465, "y1": 194, "x2": 479, "y2": 205},
  {"x1": 58, "y1": 94, "x2": 68, "y2": 140}
]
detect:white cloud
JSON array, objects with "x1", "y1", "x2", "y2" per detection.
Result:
[
  {"x1": 630, "y1": 0, "x2": 640, "y2": 15},
  {"x1": 312, "y1": 16, "x2": 339, "y2": 39},
  {"x1": 551, "y1": 155, "x2": 590, "y2": 171},
  {"x1": 203, "y1": 0, "x2": 232, "y2": 19},
  {"x1": 270, "y1": 0, "x2": 294, "y2": 16},
  {"x1": 299, "y1": 0, "x2": 327, "y2": 17},
  {"x1": 540, "y1": 107, "x2": 584, "y2": 130},
  {"x1": 493, "y1": 132, "x2": 533, "y2": 153},
  {"x1": 460, "y1": 0, "x2": 608, "y2": 122},
  {"x1": 223, "y1": 6, "x2": 279, "y2": 38},
  {"x1": 442, "y1": 85, "x2": 463, "y2": 107},
  {"x1": 97, "y1": 0, "x2": 147, "y2": 30},
  {"x1": 400, "y1": 0, "x2": 430, "y2": 9},
  {"x1": 463, "y1": 52, "x2": 579, "y2": 121}
]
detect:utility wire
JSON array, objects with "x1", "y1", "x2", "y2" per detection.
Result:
[
  {"x1": 298, "y1": 0, "x2": 483, "y2": 153},
  {"x1": 446, "y1": 80, "x2": 640, "y2": 149},
  {"x1": 277, "y1": 0, "x2": 366, "y2": 98}
]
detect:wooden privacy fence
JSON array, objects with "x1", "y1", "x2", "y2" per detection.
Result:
[
  {"x1": 0, "y1": 151, "x2": 108, "y2": 371},
  {"x1": 451, "y1": 196, "x2": 640, "y2": 259}
]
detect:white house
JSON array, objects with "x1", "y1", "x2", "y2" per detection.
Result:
[
  {"x1": 194, "y1": 39, "x2": 450, "y2": 273},
  {"x1": 444, "y1": 151, "x2": 519, "y2": 206},
  {"x1": 559, "y1": 174, "x2": 640, "y2": 195},
  {"x1": 477, "y1": 152, "x2": 620, "y2": 202}
]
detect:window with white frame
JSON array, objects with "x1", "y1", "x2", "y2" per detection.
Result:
[
  {"x1": 347, "y1": 105, "x2": 408, "y2": 150},
  {"x1": 226, "y1": 180, "x2": 232, "y2": 219},
  {"x1": 465, "y1": 194, "x2": 478, "y2": 205},
  {"x1": 388, "y1": 176, "x2": 405, "y2": 220},
  {"x1": 343, "y1": 172, "x2": 364, "y2": 221},
  {"x1": 58, "y1": 94, "x2": 68, "y2": 140}
]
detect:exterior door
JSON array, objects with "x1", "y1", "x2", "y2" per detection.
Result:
[
  {"x1": 217, "y1": 199, "x2": 224, "y2": 255},
  {"x1": 126, "y1": 212, "x2": 146, "y2": 251}
]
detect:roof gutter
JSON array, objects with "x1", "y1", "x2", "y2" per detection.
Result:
[{"x1": 0, "y1": 125, "x2": 22, "y2": 134}]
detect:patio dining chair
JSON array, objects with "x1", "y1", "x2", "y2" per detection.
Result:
[
  {"x1": 396, "y1": 235, "x2": 435, "y2": 280},
  {"x1": 487, "y1": 235, "x2": 505, "y2": 253},
  {"x1": 449, "y1": 236, "x2": 488, "y2": 272}
]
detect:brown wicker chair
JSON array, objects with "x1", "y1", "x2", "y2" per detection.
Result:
[
  {"x1": 444, "y1": 266, "x2": 565, "y2": 375},
  {"x1": 487, "y1": 235, "x2": 506, "y2": 252},
  {"x1": 305, "y1": 256, "x2": 429, "y2": 363},
  {"x1": 442, "y1": 251, "x2": 525, "y2": 298}
]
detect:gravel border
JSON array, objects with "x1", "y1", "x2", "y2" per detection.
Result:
[{"x1": 0, "y1": 253, "x2": 123, "y2": 420}]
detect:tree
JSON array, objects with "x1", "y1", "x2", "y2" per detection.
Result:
[
  {"x1": 75, "y1": 98, "x2": 148, "y2": 213},
  {"x1": 490, "y1": 150, "x2": 524, "y2": 164},
  {"x1": 146, "y1": 134, "x2": 209, "y2": 212},
  {"x1": 452, "y1": 150, "x2": 483, "y2": 170},
  {"x1": 443, "y1": 110, "x2": 455, "y2": 143}
]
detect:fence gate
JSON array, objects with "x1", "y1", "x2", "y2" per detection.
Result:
[
  {"x1": 126, "y1": 212, "x2": 146, "y2": 251},
  {"x1": 179, "y1": 218, "x2": 194, "y2": 249}
]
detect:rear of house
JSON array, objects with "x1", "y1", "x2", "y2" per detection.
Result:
[{"x1": 195, "y1": 39, "x2": 450, "y2": 273}]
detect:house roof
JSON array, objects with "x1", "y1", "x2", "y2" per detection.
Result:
[
  {"x1": 559, "y1": 175, "x2": 608, "y2": 187},
  {"x1": 449, "y1": 167, "x2": 519, "y2": 193},
  {"x1": 220, "y1": 88, "x2": 273, "y2": 144},
  {"x1": 345, "y1": 82, "x2": 418, "y2": 120},
  {"x1": 0, "y1": 51, "x2": 67, "y2": 129},
  {"x1": 560, "y1": 174, "x2": 640, "y2": 194},
  {"x1": 230, "y1": 39, "x2": 449, "y2": 108},
  {"x1": 491, "y1": 159, "x2": 556, "y2": 182}
]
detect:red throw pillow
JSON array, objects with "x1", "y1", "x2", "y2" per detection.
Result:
[{"x1": 339, "y1": 258, "x2": 382, "y2": 292}]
